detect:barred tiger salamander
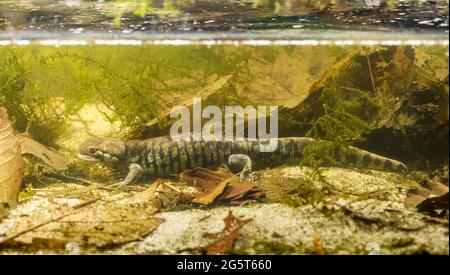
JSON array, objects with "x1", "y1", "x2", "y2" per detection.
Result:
[{"x1": 78, "y1": 137, "x2": 408, "y2": 186}]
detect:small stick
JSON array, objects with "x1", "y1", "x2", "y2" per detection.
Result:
[
  {"x1": 163, "y1": 182, "x2": 182, "y2": 193},
  {"x1": 0, "y1": 199, "x2": 96, "y2": 245},
  {"x1": 42, "y1": 172, "x2": 95, "y2": 186},
  {"x1": 73, "y1": 198, "x2": 101, "y2": 209}
]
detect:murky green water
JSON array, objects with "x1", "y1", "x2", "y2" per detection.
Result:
[{"x1": 1, "y1": 43, "x2": 448, "y2": 167}]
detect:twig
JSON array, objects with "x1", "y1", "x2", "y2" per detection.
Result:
[
  {"x1": 198, "y1": 215, "x2": 212, "y2": 222},
  {"x1": 42, "y1": 172, "x2": 95, "y2": 186},
  {"x1": 0, "y1": 199, "x2": 95, "y2": 245},
  {"x1": 162, "y1": 182, "x2": 182, "y2": 193},
  {"x1": 326, "y1": 185, "x2": 392, "y2": 197},
  {"x1": 73, "y1": 198, "x2": 101, "y2": 209},
  {"x1": 422, "y1": 216, "x2": 449, "y2": 225}
]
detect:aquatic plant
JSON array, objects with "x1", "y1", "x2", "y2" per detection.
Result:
[
  {"x1": 0, "y1": 48, "x2": 68, "y2": 148},
  {"x1": 298, "y1": 60, "x2": 385, "y2": 179}
]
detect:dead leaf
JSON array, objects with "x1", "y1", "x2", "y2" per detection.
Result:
[
  {"x1": 417, "y1": 192, "x2": 449, "y2": 218},
  {"x1": 0, "y1": 107, "x2": 25, "y2": 207},
  {"x1": 181, "y1": 167, "x2": 231, "y2": 193},
  {"x1": 182, "y1": 167, "x2": 234, "y2": 205},
  {"x1": 1, "y1": 107, "x2": 69, "y2": 207},
  {"x1": 217, "y1": 183, "x2": 266, "y2": 205},
  {"x1": 130, "y1": 181, "x2": 164, "y2": 211},
  {"x1": 18, "y1": 135, "x2": 68, "y2": 171},
  {"x1": 180, "y1": 168, "x2": 266, "y2": 205},
  {"x1": 405, "y1": 177, "x2": 449, "y2": 209},
  {"x1": 0, "y1": 188, "x2": 163, "y2": 251},
  {"x1": 203, "y1": 210, "x2": 251, "y2": 255},
  {"x1": 313, "y1": 235, "x2": 324, "y2": 255},
  {"x1": 191, "y1": 175, "x2": 235, "y2": 205}
]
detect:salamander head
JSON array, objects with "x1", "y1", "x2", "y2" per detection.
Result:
[{"x1": 78, "y1": 138, "x2": 126, "y2": 165}]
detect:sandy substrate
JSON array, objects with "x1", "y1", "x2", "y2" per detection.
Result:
[{"x1": 1, "y1": 166, "x2": 448, "y2": 255}]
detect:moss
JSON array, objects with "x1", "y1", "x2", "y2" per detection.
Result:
[
  {"x1": 18, "y1": 184, "x2": 34, "y2": 201},
  {"x1": 300, "y1": 85, "x2": 382, "y2": 180},
  {"x1": 0, "y1": 48, "x2": 68, "y2": 148}
]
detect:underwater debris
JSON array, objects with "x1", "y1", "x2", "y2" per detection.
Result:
[
  {"x1": 179, "y1": 167, "x2": 265, "y2": 206},
  {"x1": 0, "y1": 107, "x2": 68, "y2": 208},
  {"x1": 362, "y1": 70, "x2": 449, "y2": 168},
  {"x1": 405, "y1": 169, "x2": 449, "y2": 219},
  {"x1": 18, "y1": 135, "x2": 68, "y2": 171},
  {"x1": 0, "y1": 107, "x2": 25, "y2": 208},
  {"x1": 0, "y1": 184, "x2": 163, "y2": 253},
  {"x1": 312, "y1": 234, "x2": 324, "y2": 255},
  {"x1": 273, "y1": 45, "x2": 449, "y2": 171},
  {"x1": 191, "y1": 176, "x2": 233, "y2": 206},
  {"x1": 203, "y1": 210, "x2": 251, "y2": 255},
  {"x1": 405, "y1": 176, "x2": 449, "y2": 210},
  {"x1": 218, "y1": 183, "x2": 265, "y2": 205},
  {"x1": 276, "y1": 46, "x2": 417, "y2": 173},
  {"x1": 182, "y1": 168, "x2": 236, "y2": 206},
  {"x1": 181, "y1": 167, "x2": 231, "y2": 194},
  {"x1": 416, "y1": 193, "x2": 449, "y2": 219},
  {"x1": 416, "y1": 192, "x2": 449, "y2": 220}
]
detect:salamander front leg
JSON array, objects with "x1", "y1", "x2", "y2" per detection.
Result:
[
  {"x1": 111, "y1": 163, "x2": 143, "y2": 187},
  {"x1": 228, "y1": 154, "x2": 252, "y2": 180}
]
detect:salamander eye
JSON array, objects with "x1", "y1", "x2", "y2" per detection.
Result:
[{"x1": 88, "y1": 147, "x2": 97, "y2": 155}]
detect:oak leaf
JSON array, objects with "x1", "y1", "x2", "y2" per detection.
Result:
[{"x1": 203, "y1": 210, "x2": 251, "y2": 255}]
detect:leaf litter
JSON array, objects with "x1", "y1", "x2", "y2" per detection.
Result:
[
  {"x1": 0, "y1": 184, "x2": 163, "y2": 253},
  {"x1": 1, "y1": 107, "x2": 68, "y2": 208},
  {"x1": 179, "y1": 167, "x2": 265, "y2": 206}
]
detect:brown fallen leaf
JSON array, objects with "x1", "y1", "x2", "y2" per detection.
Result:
[
  {"x1": 180, "y1": 167, "x2": 266, "y2": 205},
  {"x1": 417, "y1": 192, "x2": 449, "y2": 218},
  {"x1": 0, "y1": 107, "x2": 25, "y2": 207},
  {"x1": 405, "y1": 177, "x2": 449, "y2": 209},
  {"x1": 18, "y1": 134, "x2": 68, "y2": 171},
  {"x1": 191, "y1": 174, "x2": 237, "y2": 205},
  {"x1": 0, "y1": 187, "x2": 164, "y2": 251},
  {"x1": 313, "y1": 235, "x2": 324, "y2": 255},
  {"x1": 181, "y1": 167, "x2": 234, "y2": 205},
  {"x1": 181, "y1": 167, "x2": 230, "y2": 193},
  {"x1": 217, "y1": 183, "x2": 266, "y2": 205},
  {"x1": 130, "y1": 180, "x2": 165, "y2": 211},
  {"x1": 203, "y1": 210, "x2": 251, "y2": 255},
  {"x1": 0, "y1": 107, "x2": 68, "y2": 208}
]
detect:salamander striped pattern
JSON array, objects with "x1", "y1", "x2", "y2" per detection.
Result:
[{"x1": 121, "y1": 137, "x2": 408, "y2": 177}]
